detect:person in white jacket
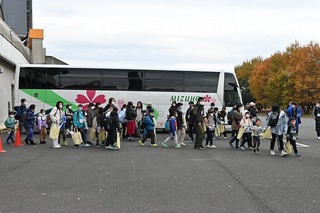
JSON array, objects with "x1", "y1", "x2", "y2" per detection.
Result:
[
  {"x1": 239, "y1": 111, "x2": 253, "y2": 150},
  {"x1": 50, "y1": 101, "x2": 64, "y2": 148}
]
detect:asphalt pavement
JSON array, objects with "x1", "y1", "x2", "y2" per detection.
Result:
[{"x1": 0, "y1": 116, "x2": 319, "y2": 213}]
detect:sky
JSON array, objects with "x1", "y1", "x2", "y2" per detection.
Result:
[{"x1": 32, "y1": 0, "x2": 320, "y2": 71}]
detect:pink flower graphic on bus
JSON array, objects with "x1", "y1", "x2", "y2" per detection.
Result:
[
  {"x1": 117, "y1": 99, "x2": 126, "y2": 110},
  {"x1": 203, "y1": 95, "x2": 216, "y2": 104},
  {"x1": 203, "y1": 95, "x2": 212, "y2": 103},
  {"x1": 75, "y1": 90, "x2": 106, "y2": 110}
]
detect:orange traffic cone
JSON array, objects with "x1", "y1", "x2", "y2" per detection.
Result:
[
  {"x1": 0, "y1": 136, "x2": 7, "y2": 153},
  {"x1": 12, "y1": 126, "x2": 24, "y2": 147}
]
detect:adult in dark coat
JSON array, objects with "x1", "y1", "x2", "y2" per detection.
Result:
[{"x1": 312, "y1": 101, "x2": 320, "y2": 140}]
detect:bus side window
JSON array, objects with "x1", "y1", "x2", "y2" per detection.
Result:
[{"x1": 128, "y1": 71, "x2": 142, "y2": 90}]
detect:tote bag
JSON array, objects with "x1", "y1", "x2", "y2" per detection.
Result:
[
  {"x1": 237, "y1": 127, "x2": 245, "y2": 139},
  {"x1": 49, "y1": 126, "x2": 60, "y2": 139},
  {"x1": 71, "y1": 130, "x2": 83, "y2": 145},
  {"x1": 262, "y1": 127, "x2": 272, "y2": 139}
]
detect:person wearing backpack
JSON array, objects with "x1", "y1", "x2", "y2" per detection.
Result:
[
  {"x1": 37, "y1": 109, "x2": 48, "y2": 144},
  {"x1": 265, "y1": 105, "x2": 288, "y2": 157},
  {"x1": 162, "y1": 111, "x2": 181, "y2": 148},
  {"x1": 4, "y1": 111, "x2": 16, "y2": 144},
  {"x1": 25, "y1": 104, "x2": 37, "y2": 145},
  {"x1": 105, "y1": 108, "x2": 120, "y2": 150},
  {"x1": 15, "y1": 98, "x2": 27, "y2": 133},
  {"x1": 287, "y1": 102, "x2": 302, "y2": 136},
  {"x1": 139, "y1": 109, "x2": 157, "y2": 147}
]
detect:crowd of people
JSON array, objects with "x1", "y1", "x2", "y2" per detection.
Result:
[{"x1": 3, "y1": 97, "x2": 318, "y2": 157}]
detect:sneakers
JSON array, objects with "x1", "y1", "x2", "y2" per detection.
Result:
[
  {"x1": 318, "y1": 137, "x2": 320, "y2": 140},
  {"x1": 180, "y1": 142, "x2": 186, "y2": 146},
  {"x1": 228, "y1": 141, "x2": 234, "y2": 148},
  {"x1": 270, "y1": 150, "x2": 276, "y2": 156},
  {"x1": 281, "y1": 150, "x2": 288, "y2": 157},
  {"x1": 150, "y1": 143, "x2": 158, "y2": 147},
  {"x1": 62, "y1": 141, "x2": 68, "y2": 146},
  {"x1": 208, "y1": 145, "x2": 216, "y2": 149},
  {"x1": 105, "y1": 145, "x2": 112, "y2": 149},
  {"x1": 256, "y1": 148, "x2": 260, "y2": 153},
  {"x1": 199, "y1": 145, "x2": 206, "y2": 150},
  {"x1": 295, "y1": 153, "x2": 301, "y2": 157},
  {"x1": 239, "y1": 146, "x2": 245, "y2": 151},
  {"x1": 138, "y1": 140, "x2": 145, "y2": 146},
  {"x1": 95, "y1": 144, "x2": 100, "y2": 148},
  {"x1": 40, "y1": 141, "x2": 46, "y2": 144},
  {"x1": 175, "y1": 143, "x2": 181, "y2": 148},
  {"x1": 53, "y1": 145, "x2": 61, "y2": 149},
  {"x1": 162, "y1": 142, "x2": 168, "y2": 148},
  {"x1": 84, "y1": 143, "x2": 91, "y2": 147}
]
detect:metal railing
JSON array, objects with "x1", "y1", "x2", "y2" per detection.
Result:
[{"x1": 0, "y1": 18, "x2": 31, "y2": 63}]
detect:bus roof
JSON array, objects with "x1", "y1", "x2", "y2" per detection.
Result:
[{"x1": 16, "y1": 64, "x2": 236, "y2": 74}]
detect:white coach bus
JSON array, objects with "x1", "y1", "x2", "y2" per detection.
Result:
[{"x1": 14, "y1": 64, "x2": 242, "y2": 129}]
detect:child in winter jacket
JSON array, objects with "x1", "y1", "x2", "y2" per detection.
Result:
[
  {"x1": 38, "y1": 109, "x2": 48, "y2": 144},
  {"x1": 162, "y1": 111, "x2": 181, "y2": 148},
  {"x1": 139, "y1": 109, "x2": 157, "y2": 146},
  {"x1": 239, "y1": 111, "x2": 253, "y2": 150},
  {"x1": 4, "y1": 111, "x2": 16, "y2": 144}
]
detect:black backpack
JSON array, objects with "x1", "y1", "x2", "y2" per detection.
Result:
[
  {"x1": 268, "y1": 112, "x2": 280, "y2": 127},
  {"x1": 101, "y1": 113, "x2": 112, "y2": 130},
  {"x1": 227, "y1": 109, "x2": 233, "y2": 125}
]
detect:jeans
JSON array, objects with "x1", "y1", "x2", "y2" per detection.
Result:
[
  {"x1": 6, "y1": 129, "x2": 15, "y2": 143},
  {"x1": 206, "y1": 130, "x2": 213, "y2": 146},
  {"x1": 229, "y1": 130, "x2": 239, "y2": 147},
  {"x1": 141, "y1": 130, "x2": 155, "y2": 144}
]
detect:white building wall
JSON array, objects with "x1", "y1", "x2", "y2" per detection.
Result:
[{"x1": 0, "y1": 19, "x2": 30, "y2": 128}]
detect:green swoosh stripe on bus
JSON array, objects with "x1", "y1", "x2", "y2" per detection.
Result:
[{"x1": 21, "y1": 89, "x2": 78, "y2": 109}]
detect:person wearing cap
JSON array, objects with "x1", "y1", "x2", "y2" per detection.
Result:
[
  {"x1": 185, "y1": 101, "x2": 195, "y2": 143},
  {"x1": 287, "y1": 102, "x2": 302, "y2": 135},
  {"x1": 248, "y1": 102, "x2": 258, "y2": 119},
  {"x1": 228, "y1": 103, "x2": 243, "y2": 149},
  {"x1": 193, "y1": 97, "x2": 206, "y2": 150}
]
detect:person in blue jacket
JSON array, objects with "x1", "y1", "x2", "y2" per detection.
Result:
[
  {"x1": 162, "y1": 111, "x2": 181, "y2": 148},
  {"x1": 73, "y1": 104, "x2": 89, "y2": 148},
  {"x1": 138, "y1": 109, "x2": 157, "y2": 147},
  {"x1": 287, "y1": 102, "x2": 302, "y2": 135}
]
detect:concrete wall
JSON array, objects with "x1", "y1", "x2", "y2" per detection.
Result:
[
  {"x1": 0, "y1": 18, "x2": 30, "y2": 128},
  {"x1": 0, "y1": 58, "x2": 15, "y2": 127}
]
